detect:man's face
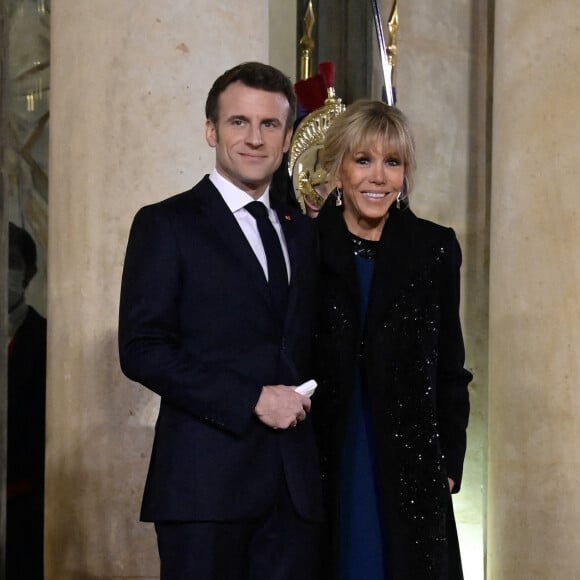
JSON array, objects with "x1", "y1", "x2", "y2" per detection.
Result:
[{"x1": 205, "y1": 81, "x2": 292, "y2": 199}]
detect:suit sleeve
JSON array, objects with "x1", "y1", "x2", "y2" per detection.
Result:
[
  {"x1": 436, "y1": 228, "x2": 472, "y2": 492},
  {"x1": 118, "y1": 204, "x2": 261, "y2": 437}
]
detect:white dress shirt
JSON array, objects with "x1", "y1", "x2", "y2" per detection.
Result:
[{"x1": 209, "y1": 169, "x2": 291, "y2": 282}]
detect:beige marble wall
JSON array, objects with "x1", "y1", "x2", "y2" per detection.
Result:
[
  {"x1": 488, "y1": 2, "x2": 580, "y2": 578},
  {"x1": 46, "y1": 1, "x2": 273, "y2": 578},
  {"x1": 269, "y1": 0, "x2": 297, "y2": 82}
]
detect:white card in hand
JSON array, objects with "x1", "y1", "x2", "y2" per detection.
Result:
[{"x1": 294, "y1": 379, "x2": 317, "y2": 398}]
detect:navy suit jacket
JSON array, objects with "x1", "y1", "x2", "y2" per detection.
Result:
[{"x1": 119, "y1": 176, "x2": 323, "y2": 523}]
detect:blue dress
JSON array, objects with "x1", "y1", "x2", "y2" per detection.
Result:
[{"x1": 339, "y1": 241, "x2": 386, "y2": 580}]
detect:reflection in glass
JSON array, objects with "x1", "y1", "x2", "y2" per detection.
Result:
[
  {"x1": 7, "y1": 223, "x2": 46, "y2": 579},
  {"x1": 6, "y1": 0, "x2": 50, "y2": 298},
  {"x1": 3, "y1": 1, "x2": 50, "y2": 578}
]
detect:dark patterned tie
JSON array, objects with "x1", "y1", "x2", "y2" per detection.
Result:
[{"x1": 245, "y1": 201, "x2": 289, "y2": 317}]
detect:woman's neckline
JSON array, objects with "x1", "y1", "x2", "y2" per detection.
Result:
[{"x1": 349, "y1": 232, "x2": 379, "y2": 259}]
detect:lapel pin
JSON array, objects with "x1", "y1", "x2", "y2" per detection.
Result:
[{"x1": 285, "y1": 215, "x2": 292, "y2": 221}]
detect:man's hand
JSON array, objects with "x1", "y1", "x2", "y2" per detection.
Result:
[{"x1": 254, "y1": 385, "x2": 311, "y2": 429}]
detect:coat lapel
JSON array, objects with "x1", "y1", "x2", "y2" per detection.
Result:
[
  {"x1": 317, "y1": 200, "x2": 360, "y2": 308},
  {"x1": 365, "y1": 207, "x2": 430, "y2": 335},
  {"x1": 194, "y1": 177, "x2": 271, "y2": 306}
]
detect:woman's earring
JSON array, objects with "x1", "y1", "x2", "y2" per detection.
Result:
[
  {"x1": 396, "y1": 176, "x2": 409, "y2": 209},
  {"x1": 335, "y1": 187, "x2": 343, "y2": 207}
]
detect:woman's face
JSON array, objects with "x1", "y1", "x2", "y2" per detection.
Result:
[{"x1": 338, "y1": 138, "x2": 405, "y2": 239}]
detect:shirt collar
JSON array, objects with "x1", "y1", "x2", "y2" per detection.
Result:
[{"x1": 209, "y1": 169, "x2": 272, "y2": 214}]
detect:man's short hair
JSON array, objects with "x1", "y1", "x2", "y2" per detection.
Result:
[{"x1": 205, "y1": 62, "x2": 296, "y2": 131}]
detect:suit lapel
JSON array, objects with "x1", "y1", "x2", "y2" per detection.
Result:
[
  {"x1": 197, "y1": 178, "x2": 304, "y2": 323},
  {"x1": 195, "y1": 177, "x2": 271, "y2": 306}
]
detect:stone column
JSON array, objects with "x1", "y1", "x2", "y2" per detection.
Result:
[
  {"x1": 46, "y1": 2, "x2": 275, "y2": 578},
  {"x1": 487, "y1": 2, "x2": 580, "y2": 578}
]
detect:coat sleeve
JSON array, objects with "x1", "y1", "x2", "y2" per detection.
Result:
[
  {"x1": 436, "y1": 228, "x2": 473, "y2": 492},
  {"x1": 118, "y1": 204, "x2": 262, "y2": 437}
]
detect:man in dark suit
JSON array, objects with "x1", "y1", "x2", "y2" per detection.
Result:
[
  {"x1": 7, "y1": 222, "x2": 47, "y2": 579},
  {"x1": 119, "y1": 62, "x2": 322, "y2": 580}
]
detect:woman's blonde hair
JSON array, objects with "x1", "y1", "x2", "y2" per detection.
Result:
[{"x1": 320, "y1": 100, "x2": 417, "y2": 195}]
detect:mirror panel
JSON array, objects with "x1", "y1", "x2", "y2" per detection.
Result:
[{"x1": 2, "y1": 0, "x2": 49, "y2": 577}]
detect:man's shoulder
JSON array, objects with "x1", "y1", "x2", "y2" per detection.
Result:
[
  {"x1": 280, "y1": 204, "x2": 317, "y2": 241},
  {"x1": 25, "y1": 306, "x2": 47, "y2": 328},
  {"x1": 13, "y1": 306, "x2": 47, "y2": 352},
  {"x1": 145, "y1": 176, "x2": 214, "y2": 210},
  {"x1": 133, "y1": 176, "x2": 217, "y2": 222},
  {"x1": 272, "y1": 197, "x2": 311, "y2": 224}
]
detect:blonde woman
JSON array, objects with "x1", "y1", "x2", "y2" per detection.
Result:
[{"x1": 312, "y1": 100, "x2": 472, "y2": 580}]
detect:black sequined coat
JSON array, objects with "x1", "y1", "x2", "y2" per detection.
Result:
[{"x1": 313, "y1": 199, "x2": 472, "y2": 580}]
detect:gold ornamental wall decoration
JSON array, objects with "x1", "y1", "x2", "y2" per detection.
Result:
[{"x1": 289, "y1": 1, "x2": 400, "y2": 215}]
